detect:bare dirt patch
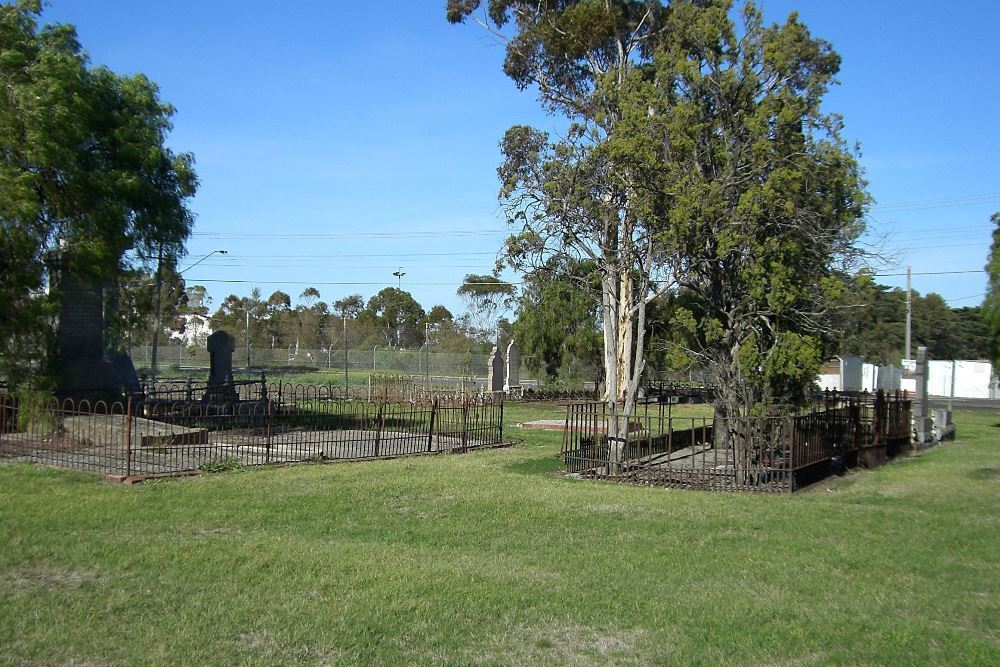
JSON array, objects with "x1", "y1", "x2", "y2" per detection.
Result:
[
  {"x1": 466, "y1": 623, "x2": 650, "y2": 667},
  {"x1": 3, "y1": 568, "x2": 104, "y2": 592}
]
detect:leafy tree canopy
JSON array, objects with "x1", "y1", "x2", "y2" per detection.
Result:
[
  {"x1": 513, "y1": 258, "x2": 602, "y2": 381},
  {"x1": 0, "y1": 0, "x2": 197, "y2": 384},
  {"x1": 456, "y1": 274, "x2": 515, "y2": 341},
  {"x1": 983, "y1": 212, "x2": 1000, "y2": 367},
  {"x1": 453, "y1": 0, "x2": 868, "y2": 427},
  {"x1": 334, "y1": 294, "x2": 365, "y2": 319},
  {"x1": 365, "y1": 288, "x2": 425, "y2": 348}
]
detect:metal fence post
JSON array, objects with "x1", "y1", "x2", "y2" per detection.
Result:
[
  {"x1": 374, "y1": 403, "x2": 384, "y2": 457},
  {"x1": 266, "y1": 396, "x2": 273, "y2": 464},
  {"x1": 124, "y1": 395, "x2": 133, "y2": 479},
  {"x1": 427, "y1": 399, "x2": 437, "y2": 452},
  {"x1": 461, "y1": 402, "x2": 468, "y2": 453}
]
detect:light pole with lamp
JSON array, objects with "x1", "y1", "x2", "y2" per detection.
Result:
[
  {"x1": 392, "y1": 268, "x2": 405, "y2": 290},
  {"x1": 150, "y1": 249, "x2": 226, "y2": 382},
  {"x1": 424, "y1": 322, "x2": 436, "y2": 387},
  {"x1": 342, "y1": 313, "x2": 349, "y2": 397}
]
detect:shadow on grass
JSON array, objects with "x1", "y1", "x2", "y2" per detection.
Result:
[
  {"x1": 505, "y1": 455, "x2": 565, "y2": 476},
  {"x1": 967, "y1": 466, "x2": 998, "y2": 481}
]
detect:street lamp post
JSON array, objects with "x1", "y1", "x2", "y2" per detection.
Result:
[
  {"x1": 343, "y1": 315, "x2": 348, "y2": 397},
  {"x1": 392, "y1": 268, "x2": 405, "y2": 290},
  {"x1": 150, "y1": 248, "x2": 226, "y2": 382},
  {"x1": 245, "y1": 308, "x2": 251, "y2": 370},
  {"x1": 178, "y1": 249, "x2": 228, "y2": 277},
  {"x1": 424, "y1": 322, "x2": 432, "y2": 386}
]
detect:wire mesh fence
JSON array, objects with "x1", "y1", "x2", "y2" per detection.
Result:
[
  {"x1": 129, "y1": 344, "x2": 537, "y2": 379},
  {"x1": 561, "y1": 391, "x2": 912, "y2": 492},
  {"x1": 0, "y1": 387, "x2": 505, "y2": 480}
]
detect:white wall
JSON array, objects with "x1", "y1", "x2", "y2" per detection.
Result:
[
  {"x1": 877, "y1": 365, "x2": 902, "y2": 391},
  {"x1": 817, "y1": 373, "x2": 841, "y2": 391},
  {"x1": 927, "y1": 360, "x2": 995, "y2": 399},
  {"x1": 862, "y1": 363, "x2": 877, "y2": 392},
  {"x1": 841, "y1": 356, "x2": 864, "y2": 392}
]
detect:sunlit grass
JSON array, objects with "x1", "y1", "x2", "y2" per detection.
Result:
[{"x1": 1, "y1": 408, "x2": 997, "y2": 666}]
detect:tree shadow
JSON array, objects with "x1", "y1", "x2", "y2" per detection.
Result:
[{"x1": 504, "y1": 455, "x2": 564, "y2": 476}]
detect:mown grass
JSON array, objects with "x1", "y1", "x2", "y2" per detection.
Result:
[{"x1": 0, "y1": 407, "x2": 997, "y2": 666}]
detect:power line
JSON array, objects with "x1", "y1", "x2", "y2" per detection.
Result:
[
  {"x1": 200, "y1": 251, "x2": 498, "y2": 258},
  {"x1": 871, "y1": 192, "x2": 1000, "y2": 211},
  {"x1": 948, "y1": 292, "x2": 987, "y2": 302},
  {"x1": 184, "y1": 278, "x2": 524, "y2": 287},
  {"x1": 886, "y1": 242, "x2": 987, "y2": 250},
  {"x1": 873, "y1": 269, "x2": 984, "y2": 277},
  {"x1": 191, "y1": 229, "x2": 508, "y2": 240},
  {"x1": 181, "y1": 263, "x2": 496, "y2": 270}
]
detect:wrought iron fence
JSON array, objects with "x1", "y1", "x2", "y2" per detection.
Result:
[
  {"x1": 139, "y1": 376, "x2": 497, "y2": 405},
  {"x1": 561, "y1": 392, "x2": 912, "y2": 492},
  {"x1": 0, "y1": 387, "x2": 504, "y2": 481}
]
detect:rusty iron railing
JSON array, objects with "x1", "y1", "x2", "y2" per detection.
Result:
[
  {"x1": 561, "y1": 391, "x2": 912, "y2": 492},
  {"x1": 0, "y1": 387, "x2": 504, "y2": 481}
]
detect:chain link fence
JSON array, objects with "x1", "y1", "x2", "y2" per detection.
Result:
[{"x1": 129, "y1": 345, "x2": 544, "y2": 385}]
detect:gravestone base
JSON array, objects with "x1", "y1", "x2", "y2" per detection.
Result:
[
  {"x1": 932, "y1": 408, "x2": 955, "y2": 442},
  {"x1": 202, "y1": 382, "x2": 238, "y2": 405},
  {"x1": 58, "y1": 357, "x2": 116, "y2": 403},
  {"x1": 64, "y1": 414, "x2": 209, "y2": 448}
]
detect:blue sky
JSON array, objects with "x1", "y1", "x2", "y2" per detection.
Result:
[{"x1": 39, "y1": 0, "x2": 1000, "y2": 316}]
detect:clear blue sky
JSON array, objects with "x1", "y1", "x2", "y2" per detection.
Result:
[{"x1": 40, "y1": 0, "x2": 1000, "y2": 317}]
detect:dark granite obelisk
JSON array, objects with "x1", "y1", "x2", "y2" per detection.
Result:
[{"x1": 54, "y1": 254, "x2": 139, "y2": 401}]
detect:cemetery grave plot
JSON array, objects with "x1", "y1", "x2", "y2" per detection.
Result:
[
  {"x1": 560, "y1": 391, "x2": 913, "y2": 492},
  {"x1": 0, "y1": 391, "x2": 505, "y2": 479}
]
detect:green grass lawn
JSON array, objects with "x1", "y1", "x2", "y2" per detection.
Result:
[{"x1": 1, "y1": 406, "x2": 997, "y2": 666}]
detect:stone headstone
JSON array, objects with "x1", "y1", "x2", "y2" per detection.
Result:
[
  {"x1": 107, "y1": 350, "x2": 141, "y2": 395},
  {"x1": 54, "y1": 258, "x2": 126, "y2": 401},
  {"x1": 932, "y1": 408, "x2": 955, "y2": 441},
  {"x1": 207, "y1": 331, "x2": 235, "y2": 384},
  {"x1": 504, "y1": 341, "x2": 520, "y2": 391},
  {"x1": 912, "y1": 346, "x2": 932, "y2": 447},
  {"x1": 487, "y1": 346, "x2": 505, "y2": 392},
  {"x1": 204, "y1": 330, "x2": 238, "y2": 403}
]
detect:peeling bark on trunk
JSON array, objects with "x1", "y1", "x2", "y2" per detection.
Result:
[
  {"x1": 600, "y1": 266, "x2": 646, "y2": 475},
  {"x1": 616, "y1": 270, "x2": 633, "y2": 405}
]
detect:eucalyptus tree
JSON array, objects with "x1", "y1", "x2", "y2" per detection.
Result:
[
  {"x1": 365, "y1": 288, "x2": 425, "y2": 348},
  {"x1": 114, "y1": 261, "x2": 188, "y2": 348},
  {"x1": 450, "y1": 1, "x2": 868, "y2": 468},
  {"x1": 456, "y1": 274, "x2": 515, "y2": 342},
  {"x1": 448, "y1": 0, "x2": 675, "y2": 427},
  {"x1": 299, "y1": 287, "x2": 321, "y2": 309},
  {"x1": 513, "y1": 257, "x2": 603, "y2": 381},
  {"x1": 333, "y1": 294, "x2": 365, "y2": 320}
]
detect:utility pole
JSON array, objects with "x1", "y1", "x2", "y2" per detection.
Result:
[
  {"x1": 425, "y1": 322, "x2": 431, "y2": 386},
  {"x1": 150, "y1": 244, "x2": 164, "y2": 382},
  {"x1": 343, "y1": 315, "x2": 348, "y2": 397},
  {"x1": 245, "y1": 308, "x2": 251, "y2": 370},
  {"x1": 905, "y1": 265, "x2": 912, "y2": 361}
]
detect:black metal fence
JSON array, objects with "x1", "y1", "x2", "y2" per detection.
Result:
[
  {"x1": 561, "y1": 392, "x2": 912, "y2": 492},
  {"x1": 140, "y1": 375, "x2": 500, "y2": 405},
  {"x1": 0, "y1": 387, "x2": 504, "y2": 481}
]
